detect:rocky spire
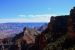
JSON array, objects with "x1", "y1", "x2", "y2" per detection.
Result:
[{"x1": 70, "y1": 7, "x2": 75, "y2": 16}]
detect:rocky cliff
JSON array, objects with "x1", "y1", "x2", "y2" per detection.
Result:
[{"x1": 40, "y1": 7, "x2": 75, "y2": 50}]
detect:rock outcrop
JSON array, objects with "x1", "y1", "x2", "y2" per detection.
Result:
[
  {"x1": 37, "y1": 7, "x2": 75, "y2": 50},
  {"x1": 0, "y1": 27, "x2": 41, "y2": 50},
  {"x1": 22, "y1": 27, "x2": 40, "y2": 44},
  {"x1": 12, "y1": 27, "x2": 41, "y2": 50}
]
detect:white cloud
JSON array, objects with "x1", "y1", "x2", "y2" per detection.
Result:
[
  {"x1": 25, "y1": 16, "x2": 50, "y2": 22},
  {"x1": 19, "y1": 14, "x2": 57, "y2": 22},
  {"x1": 0, "y1": 14, "x2": 57, "y2": 23},
  {"x1": 18, "y1": 15, "x2": 26, "y2": 17}
]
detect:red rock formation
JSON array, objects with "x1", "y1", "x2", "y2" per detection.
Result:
[
  {"x1": 39, "y1": 33, "x2": 46, "y2": 50},
  {"x1": 67, "y1": 7, "x2": 75, "y2": 40},
  {"x1": 37, "y1": 7, "x2": 75, "y2": 50},
  {"x1": 23, "y1": 27, "x2": 40, "y2": 44}
]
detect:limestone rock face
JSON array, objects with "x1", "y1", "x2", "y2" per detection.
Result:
[
  {"x1": 68, "y1": 7, "x2": 75, "y2": 40},
  {"x1": 39, "y1": 7, "x2": 75, "y2": 50},
  {"x1": 10, "y1": 27, "x2": 41, "y2": 50},
  {"x1": 23, "y1": 27, "x2": 40, "y2": 44}
]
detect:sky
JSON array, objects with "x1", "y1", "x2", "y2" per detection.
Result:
[{"x1": 0, "y1": 0, "x2": 75, "y2": 23}]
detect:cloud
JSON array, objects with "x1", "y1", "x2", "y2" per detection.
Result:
[
  {"x1": 25, "y1": 16, "x2": 50, "y2": 22},
  {"x1": 19, "y1": 14, "x2": 57, "y2": 22},
  {"x1": 18, "y1": 15, "x2": 26, "y2": 18},
  {"x1": 0, "y1": 14, "x2": 57, "y2": 23},
  {"x1": 18, "y1": 14, "x2": 56, "y2": 18}
]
